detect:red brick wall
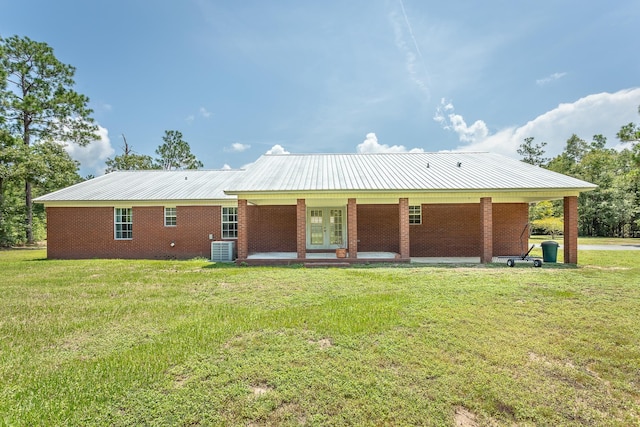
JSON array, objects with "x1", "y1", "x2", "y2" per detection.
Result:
[
  {"x1": 564, "y1": 196, "x2": 578, "y2": 264},
  {"x1": 347, "y1": 198, "x2": 358, "y2": 258},
  {"x1": 357, "y1": 205, "x2": 400, "y2": 253},
  {"x1": 409, "y1": 204, "x2": 480, "y2": 257},
  {"x1": 247, "y1": 205, "x2": 297, "y2": 253},
  {"x1": 47, "y1": 202, "x2": 529, "y2": 260},
  {"x1": 357, "y1": 202, "x2": 527, "y2": 257},
  {"x1": 399, "y1": 198, "x2": 410, "y2": 259},
  {"x1": 46, "y1": 206, "x2": 223, "y2": 259},
  {"x1": 480, "y1": 197, "x2": 493, "y2": 263},
  {"x1": 296, "y1": 200, "x2": 306, "y2": 258},
  {"x1": 408, "y1": 203, "x2": 528, "y2": 257},
  {"x1": 492, "y1": 203, "x2": 530, "y2": 255},
  {"x1": 237, "y1": 199, "x2": 248, "y2": 260}
]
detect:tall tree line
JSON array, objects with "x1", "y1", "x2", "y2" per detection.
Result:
[
  {"x1": 520, "y1": 107, "x2": 640, "y2": 237},
  {"x1": 105, "y1": 130, "x2": 203, "y2": 172},
  {"x1": 0, "y1": 35, "x2": 95, "y2": 245},
  {"x1": 1, "y1": 35, "x2": 203, "y2": 246}
]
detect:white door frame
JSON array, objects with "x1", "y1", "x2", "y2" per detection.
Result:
[{"x1": 306, "y1": 207, "x2": 346, "y2": 250}]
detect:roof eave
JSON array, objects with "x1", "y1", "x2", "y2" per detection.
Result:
[{"x1": 35, "y1": 198, "x2": 237, "y2": 207}]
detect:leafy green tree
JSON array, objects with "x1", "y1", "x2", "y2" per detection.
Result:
[
  {"x1": 544, "y1": 126, "x2": 640, "y2": 237},
  {"x1": 26, "y1": 140, "x2": 82, "y2": 194},
  {"x1": 529, "y1": 200, "x2": 563, "y2": 236},
  {"x1": 565, "y1": 134, "x2": 588, "y2": 164},
  {"x1": 155, "y1": 130, "x2": 203, "y2": 170},
  {"x1": 614, "y1": 107, "x2": 640, "y2": 235},
  {"x1": 105, "y1": 135, "x2": 156, "y2": 172},
  {"x1": 616, "y1": 105, "x2": 640, "y2": 145},
  {"x1": 517, "y1": 137, "x2": 548, "y2": 166},
  {"x1": 0, "y1": 35, "x2": 98, "y2": 243},
  {"x1": 0, "y1": 130, "x2": 26, "y2": 245},
  {"x1": 590, "y1": 134, "x2": 607, "y2": 150},
  {"x1": 530, "y1": 200, "x2": 560, "y2": 222},
  {"x1": 531, "y1": 217, "x2": 563, "y2": 239},
  {"x1": 576, "y1": 147, "x2": 633, "y2": 236},
  {"x1": 547, "y1": 134, "x2": 588, "y2": 176}
]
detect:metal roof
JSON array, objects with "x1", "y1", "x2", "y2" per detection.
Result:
[
  {"x1": 35, "y1": 153, "x2": 596, "y2": 204},
  {"x1": 34, "y1": 170, "x2": 243, "y2": 202},
  {"x1": 224, "y1": 152, "x2": 596, "y2": 193}
]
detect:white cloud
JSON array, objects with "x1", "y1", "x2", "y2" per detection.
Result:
[
  {"x1": 536, "y1": 72, "x2": 568, "y2": 86},
  {"x1": 436, "y1": 88, "x2": 640, "y2": 158},
  {"x1": 266, "y1": 144, "x2": 290, "y2": 155},
  {"x1": 356, "y1": 132, "x2": 424, "y2": 153},
  {"x1": 199, "y1": 107, "x2": 212, "y2": 118},
  {"x1": 186, "y1": 107, "x2": 212, "y2": 123},
  {"x1": 221, "y1": 163, "x2": 232, "y2": 170},
  {"x1": 434, "y1": 99, "x2": 489, "y2": 143},
  {"x1": 63, "y1": 125, "x2": 115, "y2": 176},
  {"x1": 226, "y1": 142, "x2": 250, "y2": 152}
]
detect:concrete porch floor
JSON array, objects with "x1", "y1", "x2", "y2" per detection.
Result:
[
  {"x1": 244, "y1": 252, "x2": 481, "y2": 264},
  {"x1": 411, "y1": 257, "x2": 480, "y2": 264},
  {"x1": 246, "y1": 251, "x2": 398, "y2": 260}
]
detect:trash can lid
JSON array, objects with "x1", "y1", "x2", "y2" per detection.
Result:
[{"x1": 541, "y1": 241, "x2": 559, "y2": 246}]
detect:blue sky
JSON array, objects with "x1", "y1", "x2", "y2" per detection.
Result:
[{"x1": 2, "y1": 0, "x2": 639, "y2": 176}]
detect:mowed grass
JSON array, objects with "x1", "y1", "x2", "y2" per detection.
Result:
[
  {"x1": 1, "y1": 250, "x2": 639, "y2": 426},
  {"x1": 530, "y1": 235, "x2": 640, "y2": 246}
]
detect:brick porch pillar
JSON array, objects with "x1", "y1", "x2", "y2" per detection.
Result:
[
  {"x1": 297, "y1": 199, "x2": 306, "y2": 259},
  {"x1": 399, "y1": 198, "x2": 410, "y2": 260},
  {"x1": 347, "y1": 198, "x2": 358, "y2": 259},
  {"x1": 564, "y1": 196, "x2": 578, "y2": 264},
  {"x1": 480, "y1": 197, "x2": 493, "y2": 264},
  {"x1": 237, "y1": 199, "x2": 249, "y2": 260}
]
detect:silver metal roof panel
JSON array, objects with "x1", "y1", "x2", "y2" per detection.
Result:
[
  {"x1": 224, "y1": 152, "x2": 596, "y2": 192},
  {"x1": 35, "y1": 170, "x2": 243, "y2": 202}
]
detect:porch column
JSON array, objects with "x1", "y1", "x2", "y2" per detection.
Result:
[
  {"x1": 296, "y1": 199, "x2": 306, "y2": 259},
  {"x1": 480, "y1": 197, "x2": 493, "y2": 264},
  {"x1": 563, "y1": 196, "x2": 578, "y2": 264},
  {"x1": 237, "y1": 199, "x2": 249, "y2": 260},
  {"x1": 399, "y1": 198, "x2": 410, "y2": 260},
  {"x1": 347, "y1": 198, "x2": 358, "y2": 259}
]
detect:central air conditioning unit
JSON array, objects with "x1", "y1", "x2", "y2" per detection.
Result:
[{"x1": 211, "y1": 241, "x2": 236, "y2": 262}]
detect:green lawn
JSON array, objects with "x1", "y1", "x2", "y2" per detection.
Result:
[
  {"x1": 530, "y1": 235, "x2": 640, "y2": 246},
  {"x1": 1, "y1": 250, "x2": 639, "y2": 426}
]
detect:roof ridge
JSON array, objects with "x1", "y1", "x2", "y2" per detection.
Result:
[{"x1": 263, "y1": 151, "x2": 490, "y2": 156}]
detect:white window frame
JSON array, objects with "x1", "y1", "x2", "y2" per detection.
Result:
[
  {"x1": 222, "y1": 207, "x2": 238, "y2": 239},
  {"x1": 114, "y1": 208, "x2": 133, "y2": 240},
  {"x1": 164, "y1": 207, "x2": 177, "y2": 227},
  {"x1": 409, "y1": 205, "x2": 422, "y2": 225}
]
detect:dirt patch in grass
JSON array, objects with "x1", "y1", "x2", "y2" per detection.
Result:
[
  {"x1": 250, "y1": 384, "x2": 272, "y2": 396},
  {"x1": 454, "y1": 407, "x2": 478, "y2": 427},
  {"x1": 172, "y1": 373, "x2": 189, "y2": 389},
  {"x1": 309, "y1": 338, "x2": 333, "y2": 349}
]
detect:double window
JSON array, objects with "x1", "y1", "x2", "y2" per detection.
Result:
[
  {"x1": 114, "y1": 206, "x2": 239, "y2": 240},
  {"x1": 164, "y1": 207, "x2": 177, "y2": 226},
  {"x1": 409, "y1": 205, "x2": 422, "y2": 225},
  {"x1": 114, "y1": 208, "x2": 133, "y2": 239},
  {"x1": 222, "y1": 207, "x2": 238, "y2": 238}
]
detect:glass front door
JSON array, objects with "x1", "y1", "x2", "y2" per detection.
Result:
[{"x1": 307, "y1": 208, "x2": 345, "y2": 249}]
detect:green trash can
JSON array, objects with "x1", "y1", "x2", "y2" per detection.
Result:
[{"x1": 541, "y1": 241, "x2": 559, "y2": 263}]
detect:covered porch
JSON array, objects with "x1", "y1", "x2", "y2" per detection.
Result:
[
  {"x1": 233, "y1": 194, "x2": 581, "y2": 266},
  {"x1": 221, "y1": 153, "x2": 593, "y2": 266}
]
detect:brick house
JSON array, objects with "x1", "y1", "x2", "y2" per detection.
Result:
[{"x1": 35, "y1": 152, "x2": 596, "y2": 264}]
